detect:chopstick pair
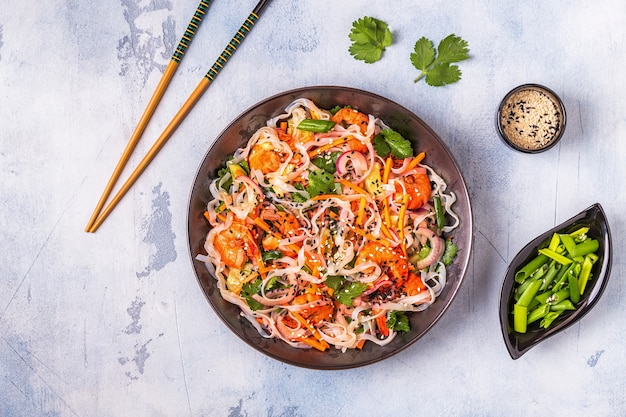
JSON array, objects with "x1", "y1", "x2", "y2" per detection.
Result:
[{"x1": 85, "y1": 0, "x2": 271, "y2": 233}]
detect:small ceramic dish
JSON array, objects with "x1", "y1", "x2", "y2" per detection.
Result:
[
  {"x1": 497, "y1": 84, "x2": 566, "y2": 153},
  {"x1": 499, "y1": 203, "x2": 612, "y2": 359}
]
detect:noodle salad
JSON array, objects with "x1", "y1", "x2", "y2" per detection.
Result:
[{"x1": 196, "y1": 98, "x2": 460, "y2": 352}]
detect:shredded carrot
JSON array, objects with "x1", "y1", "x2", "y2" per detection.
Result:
[
  {"x1": 311, "y1": 193, "x2": 350, "y2": 201},
  {"x1": 350, "y1": 226, "x2": 391, "y2": 247},
  {"x1": 297, "y1": 336, "x2": 328, "y2": 351},
  {"x1": 356, "y1": 197, "x2": 367, "y2": 225},
  {"x1": 382, "y1": 197, "x2": 392, "y2": 227},
  {"x1": 338, "y1": 178, "x2": 369, "y2": 196},
  {"x1": 203, "y1": 211, "x2": 211, "y2": 222},
  {"x1": 291, "y1": 311, "x2": 329, "y2": 349},
  {"x1": 279, "y1": 121, "x2": 287, "y2": 131},
  {"x1": 308, "y1": 136, "x2": 351, "y2": 158},
  {"x1": 356, "y1": 338, "x2": 366, "y2": 349},
  {"x1": 398, "y1": 194, "x2": 409, "y2": 237},
  {"x1": 382, "y1": 156, "x2": 393, "y2": 183},
  {"x1": 401, "y1": 151, "x2": 426, "y2": 174},
  {"x1": 375, "y1": 309, "x2": 390, "y2": 337}
]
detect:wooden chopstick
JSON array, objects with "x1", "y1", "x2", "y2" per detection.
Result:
[
  {"x1": 87, "y1": 0, "x2": 272, "y2": 233},
  {"x1": 84, "y1": 0, "x2": 213, "y2": 232}
]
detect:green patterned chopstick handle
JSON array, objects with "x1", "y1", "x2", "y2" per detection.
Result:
[
  {"x1": 172, "y1": 0, "x2": 212, "y2": 63},
  {"x1": 204, "y1": 0, "x2": 270, "y2": 82}
]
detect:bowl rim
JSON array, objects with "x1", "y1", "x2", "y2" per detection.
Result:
[
  {"x1": 186, "y1": 85, "x2": 475, "y2": 369},
  {"x1": 496, "y1": 83, "x2": 567, "y2": 154}
]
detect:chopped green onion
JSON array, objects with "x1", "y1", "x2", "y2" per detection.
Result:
[
  {"x1": 297, "y1": 119, "x2": 336, "y2": 133},
  {"x1": 538, "y1": 248, "x2": 574, "y2": 265},
  {"x1": 434, "y1": 195, "x2": 445, "y2": 229}
]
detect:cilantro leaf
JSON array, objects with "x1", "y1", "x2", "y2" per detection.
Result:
[
  {"x1": 262, "y1": 249, "x2": 283, "y2": 262},
  {"x1": 336, "y1": 281, "x2": 368, "y2": 306},
  {"x1": 325, "y1": 275, "x2": 345, "y2": 293},
  {"x1": 372, "y1": 134, "x2": 391, "y2": 157},
  {"x1": 437, "y1": 34, "x2": 470, "y2": 64},
  {"x1": 411, "y1": 34, "x2": 470, "y2": 87},
  {"x1": 374, "y1": 129, "x2": 413, "y2": 158},
  {"x1": 241, "y1": 278, "x2": 264, "y2": 311},
  {"x1": 410, "y1": 37, "x2": 436, "y2": 70},
  {"x1": 387, "y1": 311, "x2": 410, "y2": 332},
  {"x1": 349, "y1": 16, "x2": 393, "y2": 64},
  {"x1": 441, "y1": 238, "x2": 459, "y2": 266},
  {"x1": 307, "y1": 169, "x2": 336, "y2": 197},
  {"x1": 311, "y1": 151, "x2": 341, "y2": 174}
]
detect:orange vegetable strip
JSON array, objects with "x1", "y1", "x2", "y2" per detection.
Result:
[
  {"x1": 356, "y1": 197, "x2": 367, "y2": 225},
  {"x1": 350, "y1": 226, "x2": 391, "y2": 247},
  {"x1": 311, "y1": 193, "x2": 350, "y2": 201},
  {"x1": 379, "y1": 221, "x2": 395, "y2": 241},
  {"x1": 400, "y1": 151, "x2": 426, "y2": 175},
  {"x1": 375, "y1": 309, "x2": 390, "y2": 337},
  {"x1": 297, "y1": 336, "x2": 328, "y2": 351},
  {"x1": 291, "y1": 311, "x2": 329, "y2": 348},
  {"x1": 382, "y1": 198, "x2": 392, "y2": 227},
  {"x1": 382, "y1": 156, "x2": 393, "y2": 183},
  {"x1": 308, "y1": 136, "x2": 351, "y2": 158},
  {"x1": 203, "y1": 211, "x2": 211, "y2": 222},
  {"x1": 338, "y1": 178, "x2": 370, "y2": 196},
  {"x1": 398, "y1": 194, "x2": 409, "y2": 237},
  {"x1": 356, "y1": 338, "x2": 366, "y2": 349}
]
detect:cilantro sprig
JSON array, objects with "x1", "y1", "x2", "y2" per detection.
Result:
[
  {"x1": 349, "y1": 16, "x2": 392, "y2": 64},
  {"x1": 372, "y1": 129, "x2": 413, "y2": 159},
  {"x1": 326, "y1": 275, "x2": 368, "y2": 306},
  {"x1": 411, "y1": 34, "x2": 470, "y2": 86}
]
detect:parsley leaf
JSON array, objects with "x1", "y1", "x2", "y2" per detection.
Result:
[
  {"x1": 411, "y1": 34, "x2": 470, "y2": 86},
  {"x1": 349, "y1": 16, "x2": 393, "y2": 64},
  {"x1": 336, "y1": 281, "x2": 368, "y2": 306},
  {"x1": 307, "y1": 169, "x2": 336, "y2": 197},
  {"x1": 373, "y1": 129, "x2": 413, "y2": 159},
  {"x1": 387, "y1": 311, "x2": 410, "y2": 332}
]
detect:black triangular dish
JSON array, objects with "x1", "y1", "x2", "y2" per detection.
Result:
[{"x1": 499, "y1": 203, "x2": 612, "y2": 360}]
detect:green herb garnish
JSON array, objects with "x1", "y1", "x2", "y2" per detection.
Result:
[
  {"x1": 307, "y1": 169, "x2": 336, "y2": 197},
  {"x1": 241, "y1": 278, "x2": 264, "y2": 311},
  {"x1": 387, "y1": 311, "x2": 410, "y2": 332},
  {"x1": 411, "y1": 34, "x2": 470, "y2": 86},
  {"x1": 373, "y1": 129, "x2": 413, "y2": 159},
  {"x1": 349, "y1": 16, "x2": 393, "y2": 64},
  {"x1": 336, "y1": 281, "x2": 368, "y2": 306},
  {"x1": 441, "y1": 238, "x2": 458, "y2": 266}
]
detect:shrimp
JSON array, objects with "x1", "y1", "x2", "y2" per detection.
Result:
[
  {"x1": 291, "y1": 293, "x2": 334, "y2": 325},
  {"x1": 331, "y1": 108, "x2": 369, "y2": 134},
  {"x1": 355, "y1": 241, "x2": 409, "y2": 282},
  {"x1": 396, "y1": 173, "x2": 431, "y2": 210},
  {"x1": 331, "y1": 108, "x2": 370, "y2": 153},
  {"x1": 401, "y1": 271, "x2": 427, "y2": 296},
  {"x1": 260, "y1": 208, "x2": 302, "y2": 251},
  {"x1": 214, "y1": 221, "x2": 258, "y2": 269},
  {"x1": 248, "y1": 141, "x2": 287, "y2": 174}
]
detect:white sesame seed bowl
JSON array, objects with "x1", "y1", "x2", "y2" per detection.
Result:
[{"x1": 496, "y1": 84, "x2": 567, "y2": 153}]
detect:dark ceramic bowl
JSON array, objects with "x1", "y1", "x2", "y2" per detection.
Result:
[
  {"x1": 187, "y1": 86, "x2": 474, "y2": 369},
  {"x1": 496, "y1": 84, "x2": 566, "y2": 153},
  {"x1": 499, "y1": 203, "x2": 612, "y2": 359}
]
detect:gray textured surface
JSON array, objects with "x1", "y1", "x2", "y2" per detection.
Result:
[{"x1": 1, "y1": 1, "x2": 625, "y2": 415}]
